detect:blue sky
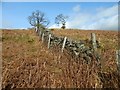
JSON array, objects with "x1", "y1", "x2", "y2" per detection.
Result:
[{"x1": 1, "y1": 2, "x2": 118, "y2": 30}]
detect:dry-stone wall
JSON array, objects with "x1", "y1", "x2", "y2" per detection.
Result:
[{"x1": 36, "y1": 28, "x2": 100, "y2": 63}]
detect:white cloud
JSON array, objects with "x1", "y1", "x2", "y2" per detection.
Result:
[
  {"x1": 81, "y1": 14, "x2": 118, "y2": 30},
  {"x1": 49, "y1": 24, "x2": 60, "y2": 29},
  {"x1": 96, "y1": 5, "x2": 118, "y2": 20},
  {"x1": 69, "y1": 4, "x2": 118, "y2": 30},
  {"x1": 72, "y1": 5, "x2": 80, "y2": 12},
  {"x1": 49, "y1": 22, "x2": 70, "y2": 29},
  {"x1": 49, "y1": 4, "x2": 118, "y2": 30},
  {"x1": 98, "y1": 15, "x2": 117, "y2": 30},
  {"x1": 68, "y1": 13, "x2": 91, "y2": 28}
]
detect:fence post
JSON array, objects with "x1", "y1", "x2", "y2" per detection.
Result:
[
  {"x1": 61, "y1": 37, "x2": 67, "y2": 52},
  {"x1": 29, "y1": 70, "x2": 32, "y2": 84},
  {"x1": 48, "y1": 34, "x2": 51, "y2": 49},
  {"x1": 116, "y1": 50, "x2": 120, "y2": 73},
  {"x1": 37, "y1": 59, "x2": 39, "y2": 68},
  {"x1": 42, "y1": 33, "x2": 44, "y2": 43},
  {"x1": 91, "y1": 33, "x2": 97, "y2": 52},
  {"x1": 39, "y1": 29, "x2": 41, "y2": 37},
  {"x1": 35, "y1": 27, "x2": 37, "y2": 32}
]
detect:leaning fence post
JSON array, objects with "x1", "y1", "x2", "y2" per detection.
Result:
[
  {"x1": 42, "y1": 33, "x2": 44, "y2": 43},
  {"x1": 116, "y1": 50, "x2": 120, "y2": 73},
  {"x1": 91, "y1": 33, "x2": 97, "y2": 52},
  {"x1": 48, "y1": 34, "x2": 51, "y2": 49},
  {"x1": 61, "y1": 37, "x2": 67, "y2": 52}
]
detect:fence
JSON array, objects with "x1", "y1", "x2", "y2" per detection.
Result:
[
  {"x1": 35, "y1": 27, "x2": 100, "y2": 63},
  {"x1": 35, "y1": 27, "x2": 120, "y2": 72}
]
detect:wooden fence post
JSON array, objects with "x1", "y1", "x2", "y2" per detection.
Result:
[
  {"x1": 35, "y1": 27, "x2": 37, "y2": 32},
  {"x1": 116, "y1": 50, "x2": 120, "y2": 73},
  {"x1": 37, "y1": 59, "x2": 39, "y2": 68},
  {"x1": 48, "y1": 34, "x2": 51, "y2": 49},
  {"x1": 91, "y1": 33, "x2": 97, "y2": 52},
  {"x1": 61, "y1": 37, "x2": 67, "y2": 52},
  {"x1": 39, "y1": 29, "x2": 41, "y2": 38},
  {"x1": 29, "y1": 70, "x2": 32, "y2": 84},
  {"x1": 42, "y1": 33, "x2": 44, "y2": 43}
]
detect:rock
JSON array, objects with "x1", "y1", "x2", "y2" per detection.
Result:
[
  {"x1": 83, "y1": 56, "x2": 91, "y2": 63},
  {"x1": 37, "y1": 28, "x2": 100, "y2": 64},
  {"x1": 72, "y1": 47, "x2": 77, "y2": 51},
  {"x1": 86, "y1": 50, "x2": 93, "y2": 57},
  {"x1": 73, "y1": 50, "x2": 80, "y2": 56}
]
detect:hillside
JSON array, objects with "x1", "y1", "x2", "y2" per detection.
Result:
[
  {"x1": 2, "y1": 29, "x2": 119, "y2": 88},
  {"x1": 52, "y1": 29, "x2": 119, "y2": 72},
  {"x1": 52, "y1": 29, "x2": 118, "y2": 50}
]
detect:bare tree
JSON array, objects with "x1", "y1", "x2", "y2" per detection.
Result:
[
  {"x1": 28, "y1": 10, "x2": 50, "y2": 31},
  {"x1": 55, "y1": 14, "x2": 68, "y2": 29}
]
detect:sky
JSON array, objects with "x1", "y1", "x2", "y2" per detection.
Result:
[
  {"x1": 1, "y1": 2, "x2": 119, "y2": 30},
  {"x1": 1, "y1": 0, "x2": 119, "y2": 2}
]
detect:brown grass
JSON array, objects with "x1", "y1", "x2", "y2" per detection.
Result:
[
  {"x1": 52, "y1": 29, "x2": 118, "y2": 72},
  {"x1": 2, "y1": 29, "x2": 120, "y2": 88}
]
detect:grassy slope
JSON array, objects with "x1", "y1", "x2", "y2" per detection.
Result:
[
  {"x1": 2, "y1": 29, "x2": 119, "y2": 88},
  {"x1": 52, "y1": 29, "x2": 118, "y2": 50},
  {"x1": 52, "y1": 29, "x2": 118, "y2": 72}
]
